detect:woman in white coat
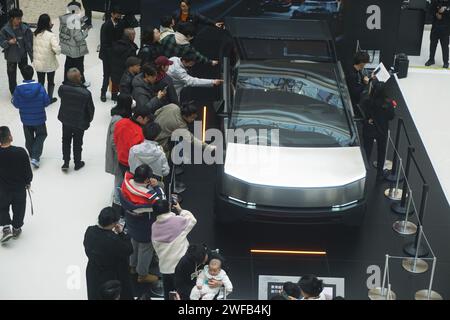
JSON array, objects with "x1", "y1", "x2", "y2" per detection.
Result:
[{"x1": 33, "y1": 14, "x2": 61, "y2": 104}]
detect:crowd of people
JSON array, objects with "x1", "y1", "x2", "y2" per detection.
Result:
[
  {"x1": 0, "y1": 0, "x2": 411, "y2": 301},
  {"x1": 0, "y1": 0, "x2": 229, "y2": 300},
  {"x1": 270, "y1": 276, "x2": 345, "y2": 300}
]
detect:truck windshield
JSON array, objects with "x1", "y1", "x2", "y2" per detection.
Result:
[{"x1": 230, "y1": 72, "x2": 352, "y2": 148}]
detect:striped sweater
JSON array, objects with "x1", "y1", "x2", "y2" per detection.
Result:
[{"x1": 121, "y1": 171, "x2": 163, "y2": 206}]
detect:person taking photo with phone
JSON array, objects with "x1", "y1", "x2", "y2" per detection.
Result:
[
  {"x1": 132, "y1": 64, "x2": 168, "y2": 114},
  {"x1": 151, "y1": 199, "x2": 197, "y2": 300},
  {"x1": 154, "y1": 56, "x2": 179, "y2": 106},
  {"x1": 83, "y1": 207, "x2": 134, "y2": 300}
]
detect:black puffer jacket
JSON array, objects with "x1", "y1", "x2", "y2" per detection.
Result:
[
  {"x1": 58, "y1": 82, "x2": 95, "y2": 130},
  {"x1": 132, "y1": 73, "x2": 164, "y2": 114},
  {"x1": 111, "y1": 38, "x2": 138, "y2": 84},
  {"x1": 119, "y1": 70, "x2": 135, "y2": 95}
]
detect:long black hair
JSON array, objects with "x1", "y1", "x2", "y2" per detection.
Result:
[
  {"x1": 34, "y1": 14, "x2": 52, "y2": 36},
  {"x1": 111, "y1": 94, "x2": 133, "y2": 118}
]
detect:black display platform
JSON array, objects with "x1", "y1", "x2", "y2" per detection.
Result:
[
  {"x1": 133, "y1": 0, "x2": 449, "y2": 300},
  {"x1": 172, "y1": 78, "x2": 450, "y2": 300}
]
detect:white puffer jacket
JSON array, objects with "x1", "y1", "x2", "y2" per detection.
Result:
[{"x1": 33, "y1": 30, "x2": 61, "y2": 73}]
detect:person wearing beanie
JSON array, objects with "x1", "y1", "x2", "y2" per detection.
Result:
[{"x1": 154, "y1": 55, "x2": 179, "y2": 106}]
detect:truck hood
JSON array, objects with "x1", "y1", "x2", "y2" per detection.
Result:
[{"x1": 224, "y1": 143, "x2": 366, "y2": 188}]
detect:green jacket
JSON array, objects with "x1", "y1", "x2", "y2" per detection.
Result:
[{"x1": 160, "y1": 32, "x2": 211, "y2": 65}]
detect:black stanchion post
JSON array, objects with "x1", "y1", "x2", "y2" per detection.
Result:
[
  {"x1": 404, "y1": 184, "x2": 430, "y2": 257},
  {"x1": 392, "y1": 146, "x2": 415, "y2": 215},
  {"x1": 386, "y1": 118, "x2": 404, "y2": 182}
]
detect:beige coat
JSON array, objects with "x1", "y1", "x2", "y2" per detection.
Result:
[
  {"x1": 33, "y1": 30, "x2": 61, "y2": 73},
  {"x1": 155, "y1": 103, "x2": 205, "y2": 154}
]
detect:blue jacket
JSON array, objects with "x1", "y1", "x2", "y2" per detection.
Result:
[{"x1": 12, "y1": 80, "x2": 50, "y2": 126}]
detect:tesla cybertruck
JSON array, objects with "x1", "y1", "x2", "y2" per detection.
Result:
[{"x1": 214, "y1": 18, "x2": 368, "y2": 226}]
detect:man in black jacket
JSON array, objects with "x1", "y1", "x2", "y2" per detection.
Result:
[
  {"x1": 361, "y1": 81, "x2": 396, "y2": 181},
  {"x1": 346, "y1": 51, "x2": 371, "y2": 111},
  {"x1": 119, "y1": 56, "x2": 141, "y2": 95},
  {"x1": 58, "y1": 68, "x2": 95, "y2": 171},
  {"x1": 84, "y1": 207, "x2": 134, "y2": 300},
  {"x1": 99, "y1": 6, "x2": 125, "y2": 102},
  {"x1": 425, "y1": 0, "x2": 450, "y2": 68},
  {"x1": 0, "y1": 126, "x2": 33, "y2": 243},
  {"x1": 111, "y1": 28, "x2": 138, "y2": 101},
  {"x1": 132, "y1": 64, "x2": 167, "y2": 114}
]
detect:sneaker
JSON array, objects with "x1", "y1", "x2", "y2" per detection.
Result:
[
  {"x1": 74, "y1": 161, "x2": 85, "y2": 171},
  {"x1": 150, "y1": 280, "x2": 164, "y2": 297},
  {"x1": 137, "y1": 274, "x2": 159, "y2": 283},
  {"x1": 100, "y1": 94, "x2": 107, "y2": 102},
  {"x1": 30, "y1": 158, "x2": 40, "y2": 169},
  {"x1": 444, "y1": 63, "x2": 449, "y2": 69},
  {"x1": 425, "y1": 59, "x2": 435, "y2": 67},
  {"x1": 61, "y1": 161, "x2": 69, "y2": 172},
  {"x1": 1, "y1": 227, "x2": 13, "y2": 243},
  {"x1": 50, "y1": 97, "x2": 58, "y2": 104},
  {"x1": 12, "y1": 228, "x2": 22, "y2": 239}
]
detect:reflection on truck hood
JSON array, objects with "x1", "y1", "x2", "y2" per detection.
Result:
[{"x1": 224, "y1": 142, "x2": 366, "y2": 188}]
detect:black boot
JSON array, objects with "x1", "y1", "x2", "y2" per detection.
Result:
[
  {"x1": 101, "y1": 90, "x2": 107, "y2": 102},
  {"x1": 74, "y1": 161, "x2": 85, "y2": 171},
  {"x1": 48, "y1": 84, "x2": 57, "y2": 104},
  {"x1": 61, "y1": 161, "x2": 69, "y2": 172}
]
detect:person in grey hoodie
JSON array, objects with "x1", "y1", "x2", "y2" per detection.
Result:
[
  {"x1": 59, "y1": 1, "x2": 90, "y2": 85},
  {"x1": 128, "y1": 122, "x2": 170, "y2": 181},
  {"x1": 132, "y1": 64, "x2": 167, "y2": 114},
  {"x1": 0, "y1": 8, "x2": 33, "y2": 95}
]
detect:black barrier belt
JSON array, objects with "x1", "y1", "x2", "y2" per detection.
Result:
[{"x1": 411, "y1": 153, "x2": 427, "y2": 184}]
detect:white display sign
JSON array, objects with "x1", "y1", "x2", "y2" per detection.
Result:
[{"x1": 373, "y1": 62, "x2": 391, "y2": 83}]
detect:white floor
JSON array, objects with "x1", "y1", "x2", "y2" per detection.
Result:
[
  {"x1": 0, "y1": 15, "x2": 449, "y2": 299},
  {"x1": 0, "y1": 14, "x2": 122, "y2": 300},
  {"x1": 396, "y1": 28, "x2": 450, "y2": 206}
]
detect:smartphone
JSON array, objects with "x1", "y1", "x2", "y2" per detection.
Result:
[
  {"x1": 162, "y1": 85, "x2": 168, "y2": 93},
  {"x1": 171, "y1": 194, "x2": 179, "y2": 205},
  {"x1": 169, "y1": 291, "x2": 178, "y2": 300}
]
